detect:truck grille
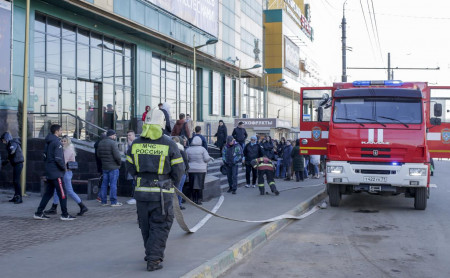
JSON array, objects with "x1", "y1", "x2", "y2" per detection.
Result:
[{"x1": 358, "y1": 169, "x2": 394, "y2": 175}]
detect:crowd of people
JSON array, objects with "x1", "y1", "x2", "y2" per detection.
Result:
[{"x1": 0, "y1": 103, "x2": 324, "y2": 272}]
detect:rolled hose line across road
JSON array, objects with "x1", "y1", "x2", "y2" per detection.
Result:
[{"x1": 172, "y1": 183, "x2": 325, "y2": 233}]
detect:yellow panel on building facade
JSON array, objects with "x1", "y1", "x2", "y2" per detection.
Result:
[
  {"x1": 266, "y1": 33, "x2": 282, "y2": 45},
  {"x1": 267, "y1": 74, "x2": 284, "y2": 85},
  {"x1": 294, "y1": 0, "x2": 305, "y2": 14},
  {"x1": 265, "y1": 57, "x2": 282, "y2": 69},
  {"x1": 265, "y1": 22, "x2": 282, "y2": 34}
]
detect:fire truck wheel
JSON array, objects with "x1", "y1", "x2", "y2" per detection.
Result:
[
  {"x1": 414, "y1": 187, "x2": 427, "y2": 210},
  {"x1": 328, "y1": 184, "x2": 341, "y2": 207}
]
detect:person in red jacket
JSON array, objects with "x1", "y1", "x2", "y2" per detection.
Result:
[
  {"x1": 251, "y1": 155, "x2": 279, "y2": 196},
  {"x1": 142, "y1": 106, "x2": 150, "y2": 121}
]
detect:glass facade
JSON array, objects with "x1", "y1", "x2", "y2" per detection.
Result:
[
  {"x1": 222, "y1": 1, "x2": 235, "y2": 61},
  {"x1": 151, "y1": 54, "x2": 193, "y2": 122},
  {"x1": 242, "y1": 82, "x2": 264, "y2": 118},
  {"x1": 32, "y1": 13, "x2": 134, "y2": 138}
]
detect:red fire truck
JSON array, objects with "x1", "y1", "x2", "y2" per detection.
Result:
[{"x1": 299, "y1": 80, "x2": 450, "y2": 210}]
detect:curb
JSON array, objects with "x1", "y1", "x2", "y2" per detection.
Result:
[{"x1": 181, "y1": 187, "x2": 327, "y2": 278}]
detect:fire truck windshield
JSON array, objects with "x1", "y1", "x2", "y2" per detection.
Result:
[{"x1": 333, "y1": 97, "x2": 422, "y2": 125}]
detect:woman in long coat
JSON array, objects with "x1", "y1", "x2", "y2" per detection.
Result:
[
  {"x1": 291, "y1": 140, "x2": 305, "y2": 182},
  {"x1": 186, "y1": 136, "x2": 214, "y2": 205},
  {"x1": 214, "y1": 120, "x2": 228, "y2": 153}
]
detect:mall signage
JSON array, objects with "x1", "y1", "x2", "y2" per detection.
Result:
[
  {"x1": 284, "y1": 36, "x2": 299, "y2": 76},
  {"x1": 144, "y1": 0, "x2": 218, "y2": 37}
]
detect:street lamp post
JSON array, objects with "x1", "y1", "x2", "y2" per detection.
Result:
[
  {"x1": 192, "y1": 36, "x2": 218, "y2": 123},
  {"x1": 238, "y1": 62, "x2": 261, "y2": 118}
]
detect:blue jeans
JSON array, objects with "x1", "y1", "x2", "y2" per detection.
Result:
[
  {"x1": 52, "y1": 171, "x2": 81, "y2": 204},
  {"x1": 101, "y1": 169, "x2": 119, "y2": 204},
  {"x1": 304, "y1": 159, "x2": 309, "y2": 177},
  {"x1": 177, "y1": 174, "x2": 187, "y2": 206},
  {"x1": 276, "y1": 158, "x2": 283, "y2": 177},
  {"x1": 226, "y1": 164, "x2": 239, "y2": 191},
  {"x1": 281, "y1": 164, "x2": 290, "y2": 178},
  {"x1": 313, "y1": 164, "x2": 319, "y2": 176}
]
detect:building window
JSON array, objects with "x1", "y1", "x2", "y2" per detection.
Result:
[
  {"x1": 232, "y1": 79, "x2": 237, "y2": 117},
  {"x1": 151, "y1": 53, "x2": 193, "y2": 120},
  {"x1": 211, "y1": 71, "x2": 221, "y2": 115},
  {"x1": 33, "y1": 13, "x2": 134, "y2": 137},
  {"x1": 241, "y1": 0, "x2": 262, "y2": 26}
]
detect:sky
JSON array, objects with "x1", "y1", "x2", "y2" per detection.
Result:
[{"x1": 310, "y1": 0, "x2": 450, "y2": 85}]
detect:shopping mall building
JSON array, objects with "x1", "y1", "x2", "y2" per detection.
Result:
[{"x1": 0, "y1": 0, "x2": 326, "y2": 141}]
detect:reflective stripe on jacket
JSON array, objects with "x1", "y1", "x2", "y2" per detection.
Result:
[
  {"x1": 126, "y1": 134, "x2": 184, "y2": 201},
  {"x1": 253, "y1": 157, "x2": 274, "y2": 171}
]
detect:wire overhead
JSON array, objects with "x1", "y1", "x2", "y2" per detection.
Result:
[
  {"x1": 359, "y1": 0, "x2": 376, "y2": 59},
  {"x1": 367, "y1": 0, "x2": 383, "y2": 61}
]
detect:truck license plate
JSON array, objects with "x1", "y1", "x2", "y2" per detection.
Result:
[{"x1": 363, "y1": 176, "x2": 387, "y2": 182}]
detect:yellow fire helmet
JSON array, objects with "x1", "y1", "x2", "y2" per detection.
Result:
[{"x1": 141, "y1": 107, "x2": 165, "y2": 139}]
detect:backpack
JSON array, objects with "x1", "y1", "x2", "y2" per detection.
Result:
[{"x1": 180, "y1": 122, "x2": 188, "y2": 137}]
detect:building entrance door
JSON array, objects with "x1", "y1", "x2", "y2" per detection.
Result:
[
  {"x1": 76, "y1": 80, "x2": 101, "y2": 140},
  {"x1": 32, "y1": 75, "x2": 61, "y2": 137}
]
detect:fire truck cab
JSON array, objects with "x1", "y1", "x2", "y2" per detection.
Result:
[{"x1": 299, "y1": 80, "x2": 450, "y2": 210}]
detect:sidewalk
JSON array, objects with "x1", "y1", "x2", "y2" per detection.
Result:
[{"x1": 0, "y1": 178, "x2": 326, "y2": 278}]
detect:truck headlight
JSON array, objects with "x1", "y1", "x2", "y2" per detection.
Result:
[
  {"x1": 409, "y1": 168, "x2": 426, "y2": 176},
  {"x1": 327, "y1": 166, "x2": 343, "y2": 174}
]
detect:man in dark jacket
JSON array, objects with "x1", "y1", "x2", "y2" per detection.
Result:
[
  {"x1": 232, "y1": 122, "x2": 248, "y2": 150},
  {"x1": 1, "y1": 132, "x2": 25, "y2": 204},
  {"x1": 34, "y1": 124, "x2": 76, "y2": 220},
  {"x1": 94, "y1": 132, "x2": 106, "y2": 202},
  {"x1": 126, "y1": 108, "x2": 184, "y2": 271},
  {"x1": 222, "y1": 136, "x2": 242, "y2": 194},
  {"x1": 243, "y1": 136, "x2": 262, "y2": 188},
  {"x1": 190, "y1": 126, "x2": 208, "y2": 150},
  {"x1": 171, "y1": 113, "x2": 190, "y2": 138},
  {"x1": 97, "y1": 129, "x2": 122, "y2": 206}
]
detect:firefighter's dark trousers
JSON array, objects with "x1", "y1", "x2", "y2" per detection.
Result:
[
  {"x1": 257, "y1": 170, "x2": 275, "y2": 189},
  {"x1": 137, "y1": 198, "x2": 174, "y2": 262}
]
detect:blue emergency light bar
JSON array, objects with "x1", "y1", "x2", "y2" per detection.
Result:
[{"x1": 352, "y1": 80, "x2": 403, "y2": 86}]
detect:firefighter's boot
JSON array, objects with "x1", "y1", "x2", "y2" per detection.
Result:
[
  {"x1": 259, "y1": 186, "x2": 265, "y2": 195},
  {"x1": 270, "y1": 184, "x2": 280, "y2": 196}
]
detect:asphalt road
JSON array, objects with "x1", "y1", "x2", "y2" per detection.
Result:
[{"x1": 224, "y1": 160, "x2": 450, "y2": 278}]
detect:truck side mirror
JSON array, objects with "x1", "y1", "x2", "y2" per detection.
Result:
[
  {"x1": 434, "y1": 103, "x2": 442, "y2": 117},
  {"x1": 430, "y1": 117, "x2": 441, "y2": 126}
]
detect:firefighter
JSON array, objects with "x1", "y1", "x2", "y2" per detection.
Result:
[
  {"x1": 251, "y1": 155, "x2": 280, "y2": 196},
  {"x1": 126, "y1": 108, "x2": 185, "y2": 272}
]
